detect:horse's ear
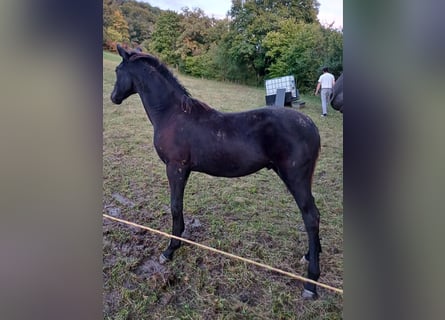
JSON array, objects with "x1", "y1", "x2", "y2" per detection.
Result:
[{"x1": 116, "y1": 44, "x2": 130, "y2": 61}]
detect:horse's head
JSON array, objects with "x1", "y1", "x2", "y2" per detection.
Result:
[
  {"x1": 111, "y1": 44, "x2": 137, "y2": 105},
  {"x1": 330, "y1": 73, "x2": 343, "y2": 113},
  {"x1": 111, "y1": 44, "x2": 186, "y2": 107}
]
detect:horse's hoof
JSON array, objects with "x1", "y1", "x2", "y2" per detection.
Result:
[
  {"x1": 159, "y1": 254, "x2": 170, "y2": 265},
  {"x1": 301, "y1": 289, "x2": 318, "y2": 300}
]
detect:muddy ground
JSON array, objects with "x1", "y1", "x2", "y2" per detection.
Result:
[{"x1": 103, "y1": 192, "x2": 342, "y2": 319}]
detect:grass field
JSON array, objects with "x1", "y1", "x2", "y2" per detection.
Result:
[{"x1": 103, "y1": 51, "x2": 343, "y2": 319}]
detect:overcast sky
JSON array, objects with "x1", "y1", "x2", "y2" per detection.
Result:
[{"x1": 142, "y1": 0, "x2": 343, "y2": 29}]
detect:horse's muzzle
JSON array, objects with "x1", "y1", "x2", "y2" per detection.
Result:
[{"x1": 110, "y1": 93, "x2": 123, "y2": 105}]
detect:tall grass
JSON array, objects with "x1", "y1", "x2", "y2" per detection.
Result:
[{"x1": 103, "y1": 51, "x2": 343, "y2": 319}]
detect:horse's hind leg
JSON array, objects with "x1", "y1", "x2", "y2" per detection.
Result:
[
  {"x1": 275, "y1": 165, "x2": 322, "y2": 299},
  {"x1": 296, "y1": 187, "x2": 322, "y2": 299},
  {"x1": 159, "y1": 163, "x2": 190, "y2": 264}
]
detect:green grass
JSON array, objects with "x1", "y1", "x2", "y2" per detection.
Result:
[
  {"x1": 104, "y1": 50, "x2": 123, "y2": 63},
  {"x1": 103, "y1": 51, "x2": 343, "y2": 319}
]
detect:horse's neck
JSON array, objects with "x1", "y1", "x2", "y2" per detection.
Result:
[
  {"x1": 131, "y1": 66, "x2": 187, "y2": 129},
  {"x1": 137, "y1": 86, "x2": 181, "y2": 129}
]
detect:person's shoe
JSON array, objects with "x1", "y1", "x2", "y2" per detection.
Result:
[{"x1": 321, "y1": 113, "x2": 327, "y2": 117}]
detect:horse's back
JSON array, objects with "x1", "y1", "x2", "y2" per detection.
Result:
[
  {"x1": 217, "y1": 106, "x2": 320, "y2": 149},
  {"x1": 252, "y1": 107, "x2": 320, "y2": 147},
  {"x1": 231, "y1": 107, "x2": 321, "y2": 164}
]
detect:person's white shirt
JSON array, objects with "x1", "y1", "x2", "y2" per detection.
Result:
[{"x1": 318, "y1": 73, "x2": 335, "y2": 89}]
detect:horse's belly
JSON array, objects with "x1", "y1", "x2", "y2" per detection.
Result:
[
  {"x1": 192, "y1": 153, "x2": 268, "y2": 178},
  {"x1": 195, "y1": 165, "x2": 264, "y2": 178}
]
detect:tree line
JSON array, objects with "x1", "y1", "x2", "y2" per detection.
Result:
[{"x1": 103, "y1": 0, "x2": 342, "y2": 93}]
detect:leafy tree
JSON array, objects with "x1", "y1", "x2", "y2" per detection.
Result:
[
  {"x1": 148, "y1": 10, "x2": 181, "y2": 65},
  {"x1": 104, "y1": 0, "x2": 162, "y2": 49},
  {"x1": 103, "y1": 0, "x2": 117, "y2": 48},
  {"x1": 226, "y1": 0, "x2": 321, "y2": 84},
  {"x1": 176, "y1": 8, "x2": 230, "y2": 78},
  {"x1": 202, "y1": 19, "x2": 232, "y2": 80},
  {"x1": 320, "y1": 27, "x2": 343, "y2": 77},
  {"x1": 176, "y1": 8, "x2": 213, "y2": 58},
  {"x1": 263, "y1": 19, "x2": 342, "y2": 92},
  {"x1": 120, "y1": 0, "x2": 158, "y2": 44},
  {"x1": 102, "y1": 0, "x2": 342, "y2": 91},
  {"x1": 104, "y1": 8, "x2": 130, "y2": 49}
]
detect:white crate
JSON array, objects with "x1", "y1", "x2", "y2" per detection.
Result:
[{"x1": 265, "y1": 75, "x2": 297, "y2": 98}]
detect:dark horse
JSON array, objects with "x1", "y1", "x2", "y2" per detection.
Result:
[
  {"x1": 330, "y1": 73, "x2": 343, "y2": 113},
  {"x1": 110, "y1": 44, "x2": 322, "y2": 299}
]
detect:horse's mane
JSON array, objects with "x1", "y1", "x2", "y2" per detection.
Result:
[{"x1": 128, "y1": 51, "x2": 212, "y2": 113}]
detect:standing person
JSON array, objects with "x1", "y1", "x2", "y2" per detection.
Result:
[{"x1": 314, "y1": 67, "x2": 335, "y2": 117}]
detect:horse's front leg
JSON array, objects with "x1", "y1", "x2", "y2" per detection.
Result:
[{"x1": 159, "y1": 163, "x2": 190, "y2": 264}]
